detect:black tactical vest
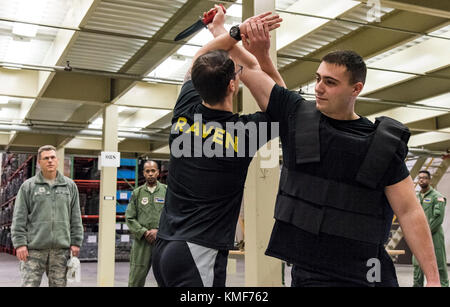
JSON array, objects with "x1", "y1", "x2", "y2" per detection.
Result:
[{"x1": 274, "y1": 101, "x2": 410, "y2": 245}]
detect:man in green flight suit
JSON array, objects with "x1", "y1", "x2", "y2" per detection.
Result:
[
  {"x1": 413, "y1": 170, "x2": 448, "y2": 287},
  {"x1": 125, "y1": 160, "x2": 167, "y2": 287}
]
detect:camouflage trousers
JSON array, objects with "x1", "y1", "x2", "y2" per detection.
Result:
[{"x1": 20, "y1": 249, "x2": 71, "y2": 287}]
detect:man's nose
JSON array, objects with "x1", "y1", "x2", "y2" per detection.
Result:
[{"x1": 315, "y1": 81, "x2": 324, "y2": 93}]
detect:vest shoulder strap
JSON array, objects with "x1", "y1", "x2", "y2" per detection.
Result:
[
  {"x1": 356, "y1": 116, "x2": 410, "y2": 189},
  {"x1": 294, "y1": 101, "x2": 321, "y2": 164}
]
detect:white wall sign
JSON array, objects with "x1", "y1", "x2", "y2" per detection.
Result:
[{"x1": 100, "y1": 151, "x2": 120, "y2": 168}]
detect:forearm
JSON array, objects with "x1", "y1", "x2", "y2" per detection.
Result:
[
  {"x1": 210, "y1": 25, "x2": 260, "y2": 70},
  {"x1": 255, "y1": 54, "x2": 286, "y2": 87},
  {"x1": 192, "y1": 32, "x2": 238, "y2": 65},
  {"x1": 398, "y1": 207, "x2": 440, "y2": 283}
]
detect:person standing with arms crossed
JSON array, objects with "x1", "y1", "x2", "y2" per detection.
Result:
[
  {"x1": 413, "y1": 170, "x2": 448, "y2": 287},
  {"x1": 126, "y1": 161, "x2": 167, "y2": 287},
  {"x1": 11, "y1": 145, "x2": 83, "y2": 287}
]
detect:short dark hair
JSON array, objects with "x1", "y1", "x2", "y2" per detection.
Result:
[
  {"x1": 191, "y1": 50, "x2": 236, "y2": 105},
  {"x1": 321, "y1": 50, "x2": 367, "y2": 84},
  {"x1": 418, "y1": 170, "x2": 431, "y2": 179},
  {"x1": 38, "y1": 145, "x2": 56, "y2": 160},
  {"x1": 143, "y1": 160, "x2": 159, "y2": 170}
]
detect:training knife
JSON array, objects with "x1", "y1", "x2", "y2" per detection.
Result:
[{"x1": 174, "y1": 4, "x2": 226, "y2": 41}]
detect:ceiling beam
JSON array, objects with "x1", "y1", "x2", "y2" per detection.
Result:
[
  {"x1": 0, "y1": 134, "x2": 9, "y2": 146},
  {"x1": 280, "y1": 10, "x2": 448, "y2": 89},
  {"x1": 431, "y1": 158, "x2": 450, "y2": 187},
  {"x1": 65, "y1": 137, "x2": 102, "y2": 151},
  {"x1": 408, "y1": 129, "x2": 450, "y2": 148},
  {"x1": 119, "y1": 139, "x2": 151, "y2": 153},
  {"x1": 0, "y1": 68, "x2": 39, "y2": 98},
  {"x1": 7, "y1": 0, "x2": 102, "y2": 150}
]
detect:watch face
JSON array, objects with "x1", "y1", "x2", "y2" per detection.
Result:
[{"x1": 230, "y1": 26, "x2": 240, "y2": 40}]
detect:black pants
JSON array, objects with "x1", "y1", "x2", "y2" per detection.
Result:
[
  {"x1": 291, "y1": 254, "x2": 399, "y2": 287},
  {"x1": 152, "y1": 238, "x2": 229, "y2": 287},
  {"x1": 291, "y1": 265, "x2": 372, "y2": 287}
]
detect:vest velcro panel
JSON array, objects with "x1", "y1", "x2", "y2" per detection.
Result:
[
  {"x1": 356, "y1": 116, "x2": 410, "y2": 189},
  {"x1": 274, "y1": 193, "x2": 385, "y2": 244},
  {"x1": 280, "y1": 168, "x2": 384, "y2": 216},
  {"x1": 295, "y1": 101, "x2": 321, "y2": 164}
]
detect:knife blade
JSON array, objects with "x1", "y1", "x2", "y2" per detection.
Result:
[{"x1": 174, "y1": 4, "x2": 226, "y2": 41}]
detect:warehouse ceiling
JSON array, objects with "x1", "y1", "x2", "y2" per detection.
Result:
[{"x1": 0, "y1": 0, "x2": 449, "y2": 163}]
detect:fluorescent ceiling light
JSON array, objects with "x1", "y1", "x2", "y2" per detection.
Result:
[
  {"x1": 148, "y1": 56, "x2": 189, "y2": 79},
  {"x1": 118, "y1": 106, "x2": 128, "y2": 113},
  {"x1": 0, "y1": 96, "x2": 11, "y2": 104},
  {"x1": 4, "y1": 38, "x2": 31, "y2": 63},
  {"x1": 12, "y1": 0, "x2": 48, "y2": 38},
  {"x1": 119, "y1": 109, "x2": 172, "y2": 131},
  {"x1": 177, "y1": 45, "x2": 200, "y2": 58},
  {"x1": 277, "y1": 0, "x2": 359, "y2": 49},
  {"x1": 88, "y1": 117, "x2": 103, "y2": 129},
  {"x1": 185, "y1": 28, "x2": 213, "y2": 46},
  {"x1": 299, "y1": 24, "x2": 450, "y2": 97},
  {"x1": 12, "y1": 23, "x2": 38, "y2": 38},
  {"x1": 362, "y1": 25, "x2": 450, "y2": 95},
  {"x1": 15, "y1": 0, "x2": 48, "y2": 22},
  {"x1": 366, "y1": 92, "x2": 450, "y2": 124},
  {"x1": 2, "y1": 65, "x2": 23, "y2": 70}
]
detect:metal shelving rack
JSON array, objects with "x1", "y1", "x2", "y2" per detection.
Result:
[{"x1": 0, "y1": 153, "x2": 35, "y2": 256}]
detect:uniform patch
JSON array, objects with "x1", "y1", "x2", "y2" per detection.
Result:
[
  {"x1": 423, "y1": 198, "x2": 432, "y2": 204},
  {"x1": 141, "y1": 197, "x2": 149, "y2": 205},
  {"x1": 38, "y1": 187, "x2": 46, "y2": 193},
  {"x1": 155, "y1": 197, "x2": 165, "y2": 204},
  {"x1": 437, "y1": 197, "x2": 445, "y2": 202}
]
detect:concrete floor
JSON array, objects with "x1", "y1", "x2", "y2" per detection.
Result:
[{"x1": 2, "y1": 252, "x2": 445, "y2": 287}]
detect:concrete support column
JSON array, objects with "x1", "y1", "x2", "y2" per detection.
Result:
[
  {"x1": 431, "y1": 157, "x2": 450, "y2": 187},
  {"x1": 242, "y1": 0, "x2": 282, "y2": 287},
  {"x1": 97, "y1": 105, "x2": 118, "y2": 286},
  {"x1": 55, "y1": 146, "x2": 65, "y2": 175},
  {"x1": 409, "y1": 156, "x2": 427, "y2": 180}
]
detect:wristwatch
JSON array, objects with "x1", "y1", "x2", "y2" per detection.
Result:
[{"x1": 229, "y1": 25, "x2": 241, "y2": 41}]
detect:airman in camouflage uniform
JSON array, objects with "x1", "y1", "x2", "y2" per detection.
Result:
[
  {"x1": 126, "y1": 161, "x2": 167, "y2": 287},
  {"x1": 412, "y1": 170, "x2": 448, "y2": 287},
  {"x1": 11, "y1": 146, "x2": 83, "y2": 287}
]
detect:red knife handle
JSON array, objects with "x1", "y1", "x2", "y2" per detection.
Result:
[{"x1": 202, "y1": 4, "x2": 226, "y2": 25}]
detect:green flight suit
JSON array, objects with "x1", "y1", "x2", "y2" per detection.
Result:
[
  {"x1": 125, "y1": 181, "x2": 167, "y2": 287},
  {"x1": 412, "y1": 187, "x2": 448, "y2": 287}
]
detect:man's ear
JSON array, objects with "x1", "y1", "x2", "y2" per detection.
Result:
[
  {"x1": 228, "y1": 79, "x2": 236, "y2": 94},
  {"x1": 352, "y1": 82, "x2": 364, "y2": 97}
]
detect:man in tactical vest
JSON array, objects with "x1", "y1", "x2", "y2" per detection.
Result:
[
  {"x1": 412, "y1": 170, "x2": 448, "y2": 287},
  {"x1": 234, "y1": 20, "x2": 440, "y2": 286},
  {"x1": 126, "y1": 160, "x2": 167, "y2": 287}
]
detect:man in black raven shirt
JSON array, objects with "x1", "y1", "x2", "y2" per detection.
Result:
[
  {"x1": 236, "y1": 20, "x2": 440, "y2": 286},
  {"x1": 152, "y1": 7, "x2": 283, "y2": 287}
]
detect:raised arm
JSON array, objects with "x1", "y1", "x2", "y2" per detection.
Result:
[
  {"x1": 385, "y1": 176, "x2": 441, "y2": 287},
  {"x1": 184, "y1": 7, "x2": 280, "y2": 84},
  {"x1": 238, "y1": 20, "x2": 280, "y2": 112},
  {"x1": 241, "y1": 19, "x2": 286, "y2": 88},
  {"x1": 207, "y1": 8, "x2": 283, "y2": 112}
]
